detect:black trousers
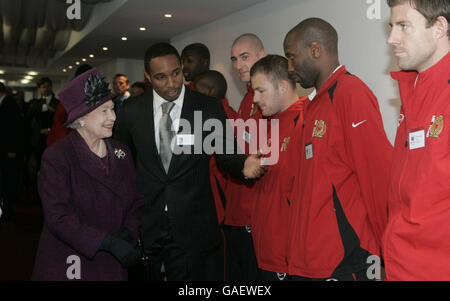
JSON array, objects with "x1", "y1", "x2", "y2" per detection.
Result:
[
  {"x1": 223, "y1": 225, "x2": 258, "y2": 281},
  {"x1": 144, "y1": 211, "x2": 222, "y2": 281},
  {"x1": 0, "y1": 155, "x2": 21, "y2": 221}
]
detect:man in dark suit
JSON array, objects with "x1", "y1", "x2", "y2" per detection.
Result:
[
  {"x1": 114, "y1": 42, "x2": 265, "y2": 281},
  {"x1": 27, "y1": 77, "x2": 59, "y2": 175},
  {"x1": 0, "y1": 83, "x2": 25, "y2": 222}
]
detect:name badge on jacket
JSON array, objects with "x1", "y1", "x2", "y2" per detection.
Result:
[
  {"x1": 177, "y1": 134, "x2": 195, "y2": 146},
  {"x1": 409, "y1": 128, "x2": 425, "y2": 150}
]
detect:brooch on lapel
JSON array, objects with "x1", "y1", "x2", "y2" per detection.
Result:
[{"x1": 114, "y1": 148, "x2": 126, "y2": 159}]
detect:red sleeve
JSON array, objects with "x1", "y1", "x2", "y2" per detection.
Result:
[
  {"x1": 47, "y1": 103, "x2": 71, "y2": 147},
  {"x1": 334, "y1": 78, "x2": 393, "y2": 246}
]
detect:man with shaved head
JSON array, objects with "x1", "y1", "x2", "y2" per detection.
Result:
[
  {"x1": 284, "y1": 18, "x2": 392, "y2": 280},
  {"x1": 222, "y1": 33, "x2": 266, "y2": 280}
]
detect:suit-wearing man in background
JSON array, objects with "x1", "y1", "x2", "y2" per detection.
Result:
[
  {"x1": 113, "y1": 74, "x2": 131, "y2": 116},
  {"x1": 181, "y1": 43, "x2": 211, "y2": 90},
  {"x1": 27, "y1": 77, "x2": 59, "y2": 199},
  {"x1": 225, "y1": 33, "x2": 266, "y2": 280},
  {"x1": 383, "y1": 0, "x2": 450, "y2": 280},
  {"x1": 114, "y1": 42, "x2": 266, "y2": 281},
  {"x1": 0, "y1": 83, "x2": 25, "y2": 222}
]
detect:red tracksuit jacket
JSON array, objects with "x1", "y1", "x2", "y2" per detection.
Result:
[
  {"x1": 251, "y1": 98, "x2": 305, "y2": 273},
  {"x1": 209, "y1": 98, "x2": 238, "y2": 224},
  {"x1": 287, "y1": 66, "x2": 392, "y2": 278},
  {"x1": 224, "y1": 84, "x2": 262, "y2": 226},
  {"x1": 383, "y1": 52, "x2": 450, "y2": 280}
]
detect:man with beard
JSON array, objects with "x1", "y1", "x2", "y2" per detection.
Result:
[
  {"x1": 181, "y1": 43, "x2": 210, "y2": 89},
  {"x1": 283, "y1": 18, "x2": 392, "y2": 280}
]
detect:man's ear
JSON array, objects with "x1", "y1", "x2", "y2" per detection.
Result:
[
  {"x1": 144, "y1": 71, "x2": 152, "y2": 85},
  {"x1": 310, "y1": 42, "x2": 321, "y2": 59},
  {"x1": 278, "y1": 80, "x2": 289, "y2": 94},
  {"x1": 433, "y1": 16, "x2": 449, "y2": 40},
  {"x1": 258, "y1": 48, "x2": 267, "y2": 59},
  {"x1": 209, "y1": 87, "x2": 217, "y2": 98}
]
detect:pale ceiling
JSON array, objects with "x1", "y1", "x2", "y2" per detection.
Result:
[{"x1": 0, "y1": 0, "x2": 267, "y2": 86}]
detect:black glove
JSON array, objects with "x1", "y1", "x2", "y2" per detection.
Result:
[
  {"x1": 111, "y1": 227, "x2": 134, "y2": 244},
  {"x1": 100, "y1": 234, "x2": 140, "y2": 268}
]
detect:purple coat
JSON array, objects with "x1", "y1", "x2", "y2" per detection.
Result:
[{"x1": 32, "y1": 130, "x2": 144, "y2": 281}]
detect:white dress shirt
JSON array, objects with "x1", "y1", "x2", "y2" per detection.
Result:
[{"x1": 153, "y1": 85, "x2": 185, "y2": 153}]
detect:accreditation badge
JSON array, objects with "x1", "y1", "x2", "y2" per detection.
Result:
[
  {"x1": 427, "y1": 115, "x2": 444, "y2": 138},
  {"x1": 409, "y1": 128, "x2": 425, "y2": 150},
  {"x1": 312, "y1": 120, "x2": 326, "y2": 138}
]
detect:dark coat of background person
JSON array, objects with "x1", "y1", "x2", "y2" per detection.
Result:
[
  {"x1": 32, "y1": 131, "x2": 144, "y2": 280},
  {"x1": 114, "y1": 87, "x2": 247, "y2": 257},
  {"x1": 0, "y1": 93, "x2": 25, "y2": 220},
  {"x1": 27, "y1": 94, "x2": 59, "y2": 170}
]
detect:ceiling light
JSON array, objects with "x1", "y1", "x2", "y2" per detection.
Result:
[
  {"x1": 21, "y1": 79, "x2": 30, "y2": 84},
  {"x1": 24, "y1": 75, "x2": 33, "y2": 80},
  {"x1": 89, "y1": 54, "x2": 94, "y2": 58},
  {"x1": 0, "y1": 79, "x2": 5, "y2": 83},
  {"x1": 76, "y1": 61, "x2": 80, "y2": 65},
  {"x1": 164, "y1": 14, "x2": 172, "y2": 18},
  {"x1": 28, "y1": 71, "x2": 38, "y2": 76},
  {"x1": 102, "y1": 47, "x2": 109, "y2": 51},
  {"x1": 139, "y1": 27, "x2": 146, "y2": 31},
  {"x1": 121, "y1": 37, "x2": 127, "y2": 41},
  {"x1": 82, "y1": 58, "x2": 87, "y2": 62},
  {"x1": 63, "y1": 69, "x2": 67, "y2": 72},
  {"x1": 68, "y1": 65, "x2": 73, "y2": 69},
  {"x1": 0, "y1": 70, "x2": 4, "y2": 74}
]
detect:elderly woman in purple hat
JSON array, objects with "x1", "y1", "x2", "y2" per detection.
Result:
[{"x1": 32, "y1": 68, "x2": 144, "y2": 281}]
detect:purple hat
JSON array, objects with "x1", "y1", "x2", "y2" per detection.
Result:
[{"x1": 59, "y1": 68, "x2": 118, "y2": 126}]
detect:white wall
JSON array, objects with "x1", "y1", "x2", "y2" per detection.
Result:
[
  {"x1": 171, "y1": 0, "x2": 400, "y2": 144},
  {"x1": 97, "y1": 58, "x2": 146, "y2": 89}
]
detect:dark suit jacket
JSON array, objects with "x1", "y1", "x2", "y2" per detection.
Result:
[
  {"x1": 27, "y1": 94, "x2": 59, "y2": 150},
  {"x1": 0, "y1": 95, "x2": 25, "y2": 158},
  {"x1": 114, "y1": 87, "x2": 247, "y2": 254},
  {"x1": 32, "y1": 131, "x2": 144, "y2": 280}
]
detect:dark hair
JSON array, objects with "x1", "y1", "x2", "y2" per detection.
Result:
[
  {"x1": 113, "y1": 73, "x2": 129, "y2": 83},
  {"x1": 144, "y1": 42, "x2": 181, "y2": 74},
  {"x1": 74, "y1": 64, "x2": 93, "y2": 78},
  {"x1": 250, "y1": 55, "x2": 296, "y2": 90},
  {"x1": 131, "y1": 81, "x2": 146, "y2": 90},
  {"x1": 387, "y1": 0, "x2": 450, "y2": 39},
  {"x1": 0, "y1": 82, "x2": 6, "y2": 93},
  {"x1": 288, "y1": 17, "x2": 339, "y2": 57},
  {"x1": 181, "y1": 43, "x2": 210, "y2": 62},
  {"x1": 37, "y1": 77, "x2": 52, "y2": 88},
  {"x1": 194, "y1": 70, "x2": 228, "y2": 99}
]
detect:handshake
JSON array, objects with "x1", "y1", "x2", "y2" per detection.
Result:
[{"x1": 100, "y1": 229, "x2": 141, "y2": 268}]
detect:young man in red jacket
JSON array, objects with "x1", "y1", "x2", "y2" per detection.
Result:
[
  {"x1": 284, "y1": 18, "x2": 393, "y2": 280},
  {"x1": 383, "y1": 0, "x2": 450, "y2": 281},
  {"x1": 225, "y1": 33, "x2": 266, "y2": 280},
  {"x1": 250, "y1": 55, "x2": 306, "y2": 281}
]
